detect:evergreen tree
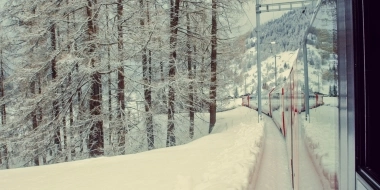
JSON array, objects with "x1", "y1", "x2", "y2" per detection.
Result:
[
  {"x1": 329, "y1": 85, "x2": 333, "y2": 96},
  {"x1": 333, "y1": 85, "x2": 337, "y2": 97},
  {"x1": 234, "y1": 87, "x2": 239, "y2": 98}
]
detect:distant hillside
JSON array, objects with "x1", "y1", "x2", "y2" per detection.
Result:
[
  {"x1": 246, "y1": 5, "x2": 313, "y2": 62},
  {"x1": 226, "y1": 3, "x2": 338, "y2": 97}
]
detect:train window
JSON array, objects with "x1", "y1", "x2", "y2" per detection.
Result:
[
  {"x1": 355, "y1": 0, "x2": 380, "y2": 188},
  {"x1": 293, "y1": 1, "x2": 339, "y2": 189}
]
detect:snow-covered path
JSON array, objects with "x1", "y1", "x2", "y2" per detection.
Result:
[{"x1": 254, "y1": 116, "x2": 292, "y2": 190}]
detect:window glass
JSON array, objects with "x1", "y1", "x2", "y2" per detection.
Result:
[{"x1": 295, "y1": 1, "x2": 338, "y2": 189}]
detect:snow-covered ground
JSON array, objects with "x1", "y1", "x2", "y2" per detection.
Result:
[
  {"x1": 112, "y1": 98, "x2": 244, "y2": 155},
  {"x1": 0, "y1": 96, "x2": 339, "y2": 190},
  {"x1": 0, "y1": 1, "x2": 340, "y2": 189},
  {"x1": 255, "y1": 116, "x2": 292, "y2": 190},
  {"x1": 302, "y1": 97, "x2": 339, "y2": 189},
  {"x1": 0, "y1": 106, "x2": 265, "y2": 190}
]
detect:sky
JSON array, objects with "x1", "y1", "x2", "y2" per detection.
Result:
[{"x1": 0, "y1": 0, "x2": 5, "y2": 8}]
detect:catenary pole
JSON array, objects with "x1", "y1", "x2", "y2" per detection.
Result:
[{"x1": 256, "y1": 0, "x2": 262, "y2": 122}]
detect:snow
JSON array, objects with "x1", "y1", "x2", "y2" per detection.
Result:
[
  {"x1": 240, "y1": 49, "x2": 298, "y2": 96},
  {"x1": 0, "y1": 106, "x2": 265, "y2": 190},
  {"x1": 0, "y1": 88, "x2": 339, "y2": 190},
  {"x1": 297, "y1": 126, "x2": 324, "y2": 190},
  {"x1": 302, "y1": 97, "x2": 339, "y2": 189},
  {"x1": 306, "y1": 45, "x2": 338, "y2": 95},
  {"x1": 0, "y1": 1, "x2": 340, "y2": 189},
  {"x1": 255, "y1": 116, "x2": 292, "y2": 190},
  {"x1": 103, "y1": 98, "x2": 246, "y2": 155},
  {"x1": 1, "y1": 100, "x2": 338, "y2": 190}
]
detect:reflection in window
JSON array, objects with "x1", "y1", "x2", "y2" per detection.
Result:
[{"x1": 297, "y1": 1, "x2": 338, "y2": 189}]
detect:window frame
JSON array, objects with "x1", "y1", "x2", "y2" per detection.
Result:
[{"x1": 354, "y1": 0, "x2": 380, "y2": 188}]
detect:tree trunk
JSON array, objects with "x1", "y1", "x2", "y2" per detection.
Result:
[
  {"x1": 30, "y1": 80, "x2": 39, "y2": 166},
  {"x1": 167, "y1": 0, "x2": 180, "y2": 147},
  {"x1": 117, "y1": 0, "x2": 126, "y2": 154},
  {"x1": 0, "y1": 50, "x2": 2, "y2": 166},
  {"x1": 141, "y1": 0, "x2": 154, "y2": 150},
  {"x1": 193, "y1": 44, "x2": 197, "y2": 112},
  {"x1": 0, "y1": 48, "x2": 8, "y2": 168},
  {"x1": 209, "y1": 0, "x2": 217, "y2": 133},
  {"x1": 147, "y1": 48, "x2": 153, "y2": 150},
  {"x1": 69, "y1": 72, "x2": 74, "y2": 160},
  {"x1": 36, "y1": 74, "x2": 46, "y2": 164},
  {"x1": 62, "y1": 84, "x2": 67, "y2": 161},
  {"x1": 0, "y1": 49, "x2": 5, "y2": 126},
  {"x1": 87, "y1": 0, "x2": 103, "y2": 157},
  {"x1": 186, "y1": 7, "x2": 194, "y2": 139},
  {"x1": 56, "y1": 26, "x2": 67, "y2": 155},
  {"x1": 71, "y1": 4, "x2": 83, "y2": 156},
  {"x1": 51, "y1": 22, "x2": 61, "y2": 151},
  {"x1": 66, "y1": 0, "x2": 74, "y2": 161},
  {"x1": 57, "y1": 24, "x2": 68, "y2": 161}
]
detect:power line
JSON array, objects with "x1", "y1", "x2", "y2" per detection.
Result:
[{"x1": 241, "y1": 3, "x2": 254, "y2": 28}]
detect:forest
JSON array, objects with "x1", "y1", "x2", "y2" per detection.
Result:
[{"x1": 0, "y1": 0, "x2": 249, "y2": 169}]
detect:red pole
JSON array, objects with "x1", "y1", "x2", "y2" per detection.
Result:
[
  {"x1": 282, "y1": 88, "x2": 285, "y2": 136},
  {"x1": 248, "y1": 95, "x2": 250, "y2": 107}
]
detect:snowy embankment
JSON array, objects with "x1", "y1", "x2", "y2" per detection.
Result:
[
  {"x1": 192, "y1": 120, "x2": 264, "y2": 190},
  {"x1": 126, "y1": 98, "x2": 243, "y2": 152},
  {"x1": 0, "y1": 106, "x2": 264, "y2": 190},
  {"x1": 302, "y1": 97, "x2": 339, "y2": 189}
]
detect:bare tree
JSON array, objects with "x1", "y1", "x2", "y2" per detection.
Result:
[
  {"x1": 167, "y1": 0, "x2": 180, "y2": 147},
  {"x1": 0, "y1": 41, "x2": 8, "y2": 168},
  {"x1": 209, "y1": 0, "x2": 217, "y2": 133},
  {"x1": 117, "y1": 0, "x2": 126, "y2": 154},
  {"x1": 87, "y1": 0, "x2": 103, "y2": 157},
  {"x1": 50, "y1": 21, "x2": 61, "y2": 153},
  {"x1": 0, "y1": 0, "x2": 251, "y2": 169},
  {"x1": 186, "y1": 3, "x2": 195, "y2": 139},
  {"x1": 143, "y1": 0, "x2": 154, "y2": 150}
]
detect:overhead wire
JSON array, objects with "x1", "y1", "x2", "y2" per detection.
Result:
[{"x1": 241, "y1": 3, "x2": 254, "y2": 29}]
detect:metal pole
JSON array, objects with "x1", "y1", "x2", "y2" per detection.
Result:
[
  {"x1": 301, "y1": 0, "x2": 322, "y2": 121},
  {"x1": 245, "y1": 76, "x2": 247, "y2": 94},
  {"x1": 275, "y1": 55, "x2": 277, "y2": 86},
  {"x1": 318, "y1": 71, "x2": 320, "y2": 92},
  {"x1": 303, "y1": 38, "x2": 309, "y2": 120},
  {"x1": 256, "y1": 0, "x2": 262, "y2": 122}
]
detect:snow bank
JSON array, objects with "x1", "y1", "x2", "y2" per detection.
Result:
[
  {"x1": 192, "y1": 122, "x2": 264, "y2": 190},
  {"x1": 323, "y1": 97, "x2": 338, "y2": 107},
  {"x1": 0, "y1": 107, "x2": 265, "y2": 190},
  {"x1": 302, "y1": 104, "x2": 339, "y2": 189},
  {"x1": 216, "y1": 98, "x2": 242, "y2": 112}
]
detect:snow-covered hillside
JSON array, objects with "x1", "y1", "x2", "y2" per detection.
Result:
[
  {"x1": 230, "y1": 45, "x2": 337, "y2": 98},
  {"x1": 228, "y1": 3, "x2": 337, "y2": 97}
]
